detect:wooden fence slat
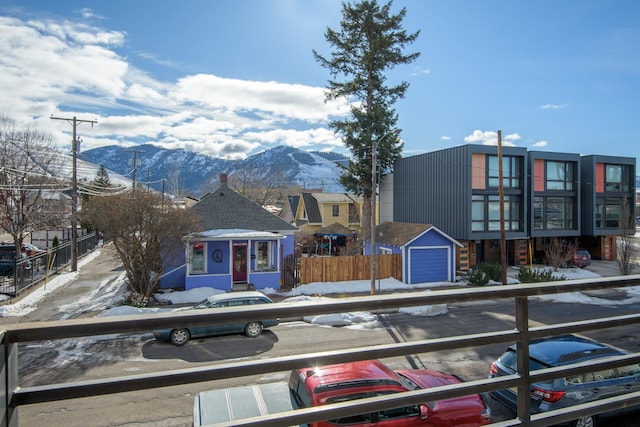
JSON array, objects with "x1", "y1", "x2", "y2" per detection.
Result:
[{"x1": 298, "y1": 254, "x2": 402, "y2": 285}]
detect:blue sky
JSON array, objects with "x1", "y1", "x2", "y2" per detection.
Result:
[{"x1": 0, "y1": 0, "x2": 638, "y2": 166}]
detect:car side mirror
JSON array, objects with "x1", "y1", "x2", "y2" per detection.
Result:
[{"x1": 419, "y1": 404, "x2": 430, "y2": 420}]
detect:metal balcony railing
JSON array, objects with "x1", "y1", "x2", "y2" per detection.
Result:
[{"x1": 2, "y1": 274, "x2": 640, "y2": 426}]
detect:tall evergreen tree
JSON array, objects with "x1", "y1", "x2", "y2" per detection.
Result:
[
  {"x1": 94, "y1": 165, "x2": 112, "y2": 188},
  {"x1": 314, "y1": 0, "x2": 419, "y2": 212}
]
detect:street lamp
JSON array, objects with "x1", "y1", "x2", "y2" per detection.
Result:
[{"x1": 370, "y1": 129, "x2": 400, "y2": 295}]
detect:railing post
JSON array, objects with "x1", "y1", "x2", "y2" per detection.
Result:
[
  {"x1": 1, "y1": 334, "x2": 19, "y2": 427},
  {"x1": 515, "y1": 296, "x2": 531, "y2": 424}
]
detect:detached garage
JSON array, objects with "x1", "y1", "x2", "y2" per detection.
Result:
[{"x1": 373, "y1": 222, "x2": 461, "y2": 284}]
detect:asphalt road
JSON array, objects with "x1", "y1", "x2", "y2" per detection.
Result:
[
  {"x1": 5, "y1": 248, "x2": 640, "y2": 426},
  {"x1": 15, "y1": 295, "x2": 640, "y2": 426}
]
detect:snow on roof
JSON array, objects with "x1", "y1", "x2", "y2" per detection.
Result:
[
  {"x1": 190, "y1": 229, "x2": 285, "y2": 240},
  {"x1": 312, "y1": 193, "x2": 357, "y2": 203}
]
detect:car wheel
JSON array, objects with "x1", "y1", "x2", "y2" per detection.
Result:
[
  {"x1": 244, "y1": 321, "x2": 263, "y2": 338},
  {"x1": 573, "y1": 415, "x2": 596, "y2": 427},
  {"x1": 169, "y1": 328, "x2": 190, "y2": 346}
]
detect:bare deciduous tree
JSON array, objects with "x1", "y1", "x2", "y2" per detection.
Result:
[
  {"x1": 81, "y1": 190, "x2": 197, "y2": 304},
  {"x1": 544, "y1": 237, "x2": 577, "y2": 271},
  {"x1": 0, "y1": 115, "x2": 66, "y2": 256},
  {"x1": 616, "y1": 197, "x2": 638, "y2": 275},
  {"x1": 228, "y1": 166, "x2": 293, "y2": 209}
]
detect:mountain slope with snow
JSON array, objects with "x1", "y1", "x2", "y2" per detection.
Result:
[{"x1": 79, "y1": 145, "x2": 348, "y2": 196}]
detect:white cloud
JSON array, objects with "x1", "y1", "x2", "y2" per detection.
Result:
[
  {"x1": 531, "y1": 140, "x2": 548, "y2": 148},
  {"x1": 172, "y1": 74, "x2": 349, "y2": 122},
  {"x1": 0, "y1": 15, "x2": 351, "y2": 160},
  {"x1": 463, "y1": 130, "x2": 521, "y2": 147},
  {"x1": 409, "y1": 66, "x2": 430, "y2": 76},
  {"x1": 440, "y1": 135, "x2": 451, "y2": 141},
  {"x1": 539, "y1": 103, "x2": 568, "y2": 110}
]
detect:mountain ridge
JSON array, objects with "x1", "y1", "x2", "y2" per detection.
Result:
[{"x1": 79, "y1": 144, "x2": 348, "y2": 197}]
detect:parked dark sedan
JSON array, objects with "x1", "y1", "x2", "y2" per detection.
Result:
[
  {"x1": 153, "y1": 291, "x2": 279, "y2": 346},
  {"x1": 0, "y1": 244, "x2": 31, "y2": 276},
  {"x1": 489, "y1": 335, "x2": 640, "y2": 427}
]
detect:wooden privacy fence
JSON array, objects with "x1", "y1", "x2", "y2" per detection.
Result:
[{"x1": 299, "y1": 254, "x2": 402, "y2": 285}]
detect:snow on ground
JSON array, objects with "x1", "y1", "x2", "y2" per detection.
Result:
[
  {"x1": 4, "y1": 252, "x2": 640, "y2": 372},
  {"x1": 0, "y1": 250, "x2": 102, "y2": 316},
  {"x1": 2, "y1": 250, "x2": 640, "y2": 330}
]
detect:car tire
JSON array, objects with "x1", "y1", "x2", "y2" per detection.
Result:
[
  {"x1": 244, "y1": 321, "x2": 263, "y2": 338},
  {"x1": 573, "y1": 415, "x2": 596, "y2": 427},
  {"x1": 169, "y1": 328, "x2": 190, "y2": 346}
]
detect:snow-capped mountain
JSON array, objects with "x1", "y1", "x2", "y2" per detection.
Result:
[{"x1": 79, "y1": 144, "x2": 348, "y2": 196}]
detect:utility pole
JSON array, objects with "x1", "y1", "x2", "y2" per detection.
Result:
[
  {"x1": 128, "y1": 149, "x2": 143, "y2": 190},
  {"x1": 370, "y1": 129, "x2": 400, "y2": 295},
  {"x1": 50, "y1": 115, "x2": 98, "y2": 272}
]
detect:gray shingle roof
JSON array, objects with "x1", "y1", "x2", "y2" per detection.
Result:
[
  {"x1": 192, "y1": 182, "x2": 297, "y2": 232},
  {"x1": 300, "y1": 192, "x2": 322, "y2": 224},
  {"x1": 376, "y1": 222, "x2": 432, "y2": 246},
  {"x1": 314, "y1": 222, "x2": 356, "y2": 236}
]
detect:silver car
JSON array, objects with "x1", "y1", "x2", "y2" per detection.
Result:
[{"x1": 489, "y1": 334, "x2": 640, "y2": 427}]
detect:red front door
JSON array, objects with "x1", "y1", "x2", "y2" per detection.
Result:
[{"x1": 232, "y1": 244, "x2": 247, "y2": 283}]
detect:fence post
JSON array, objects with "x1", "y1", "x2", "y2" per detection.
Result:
[
  {"x1": 515, "y1": 296, "x2": 531, "y2": 423},
  {"x1": 1, "y1": 334, "x2": 19, "y2": 427}
]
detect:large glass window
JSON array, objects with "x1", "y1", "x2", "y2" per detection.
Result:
[
  {"x1": 472, "y1": 194, "x2": 521, "y2": 232},
  {"x1": 533, "y1": 196, "x2": 576, "y2": 230},
  {"x1": 488, "y1": 156, "x2": 521, "y2": 188},
  {"x1": 472, "y1": 195, "x2": 485, "y2": 231},
  {"x1": 332, "y1": 204, "x2": 339, "y2": 217},
  {"x1": 256, "y1": 241, "x2": 276, "y2": 271},
  {"x1": 596, "y1": 197, "x2": 623, "y2": 228},
  {"x1": 546, "y1": 161, "x2": 574, "y2": 190},
  {"x1": 605, "y1": 164, "x2": 630, "y2": 192},
  {"x1": 189, "y1": 242, "x2": 205, "y2": 274}
]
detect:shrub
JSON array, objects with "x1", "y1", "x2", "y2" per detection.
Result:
[
  {"x1": 517, "y1": 266, "x2": 566, "y2": 283},
  {"x1": 477, "y1": 262, "x2": 502, "y2": 282},
  {"x1": 464, "y1": 267, "x2": 490, "y2": 286},
  {"x1": 464, "y1": 262, "x2": 503, "y2": 286}
]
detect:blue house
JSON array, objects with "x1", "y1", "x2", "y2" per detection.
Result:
[
  {"x1": 367, "y1": 221, "x2": 462, "y2": 284},
  {"x1": 159, "y1": 174, "x2": 298, "y2": 292}
]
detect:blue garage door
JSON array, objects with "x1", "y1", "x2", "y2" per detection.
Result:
[{"x1": 409, "y1": 248, "x2": 448, "y2": 283}]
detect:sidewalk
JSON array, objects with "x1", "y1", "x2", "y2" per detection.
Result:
[{"x1": 0, "y1": 244, "x2": 125, "y2": 324}]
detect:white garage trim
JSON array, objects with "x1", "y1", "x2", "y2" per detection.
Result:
[{"x1": 406, "y1": 245, "x2": 453, "y2": 284}]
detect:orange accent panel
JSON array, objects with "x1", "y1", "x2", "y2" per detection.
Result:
[
  {"x1": 472, "y1": 153, "x2": 485, "y2": 189},
  {"x1": 595, "y1": 163, "x2": 605, "y2": 193},
  {"x1": 533, "y1": 159, "x2": 545, "y2": 192}
]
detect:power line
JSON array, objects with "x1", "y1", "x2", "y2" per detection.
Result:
[{"x1": 50, "y1": 114, "x2": 97, "y2": 272}]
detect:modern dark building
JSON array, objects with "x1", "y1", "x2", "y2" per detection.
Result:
[
  {"x1": 579, "y1": 155, "x2": 637, "y2": 260},
  {"x1": 390, "y1": 144, "x2": 636, "y2": 270},
  {"x1": 527, "y1": 150, "x2": 581, "y2": 262}
]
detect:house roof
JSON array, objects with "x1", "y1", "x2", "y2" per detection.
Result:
[
  {"x1": 376, "y1": 221, "x2": 462, "y2": 247},
  {"x1": 314, "y1": 222, "x2": 356, "y2": 237},
  {"x1": 312, "y1": 193, "x2": 357, "y2": 203},
  {"x1": 192, "y1": 180, "x2": 297, "y2": 232},
  {"x1": 300, "y1": 192, "x2": 322, "y2": 223},
  {"x1": 187, "y1": 229, "x2": 285, "y2": 240}
]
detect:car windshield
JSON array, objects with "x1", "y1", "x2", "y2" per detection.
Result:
[{"x1": 500, "y1": 349, "x2": 549, "y2": 372}]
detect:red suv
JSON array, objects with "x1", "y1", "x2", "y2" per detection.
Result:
[
  {"x1": 570, "y1": 248, "x2": 591, "y2": 268},
  {"x1": 288, "y1": 359, "x2": 491, "y2": 426}
]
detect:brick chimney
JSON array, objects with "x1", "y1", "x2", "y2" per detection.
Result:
[{"x1": 219, "y1": 173, "x2": 228, "y2": 184}]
